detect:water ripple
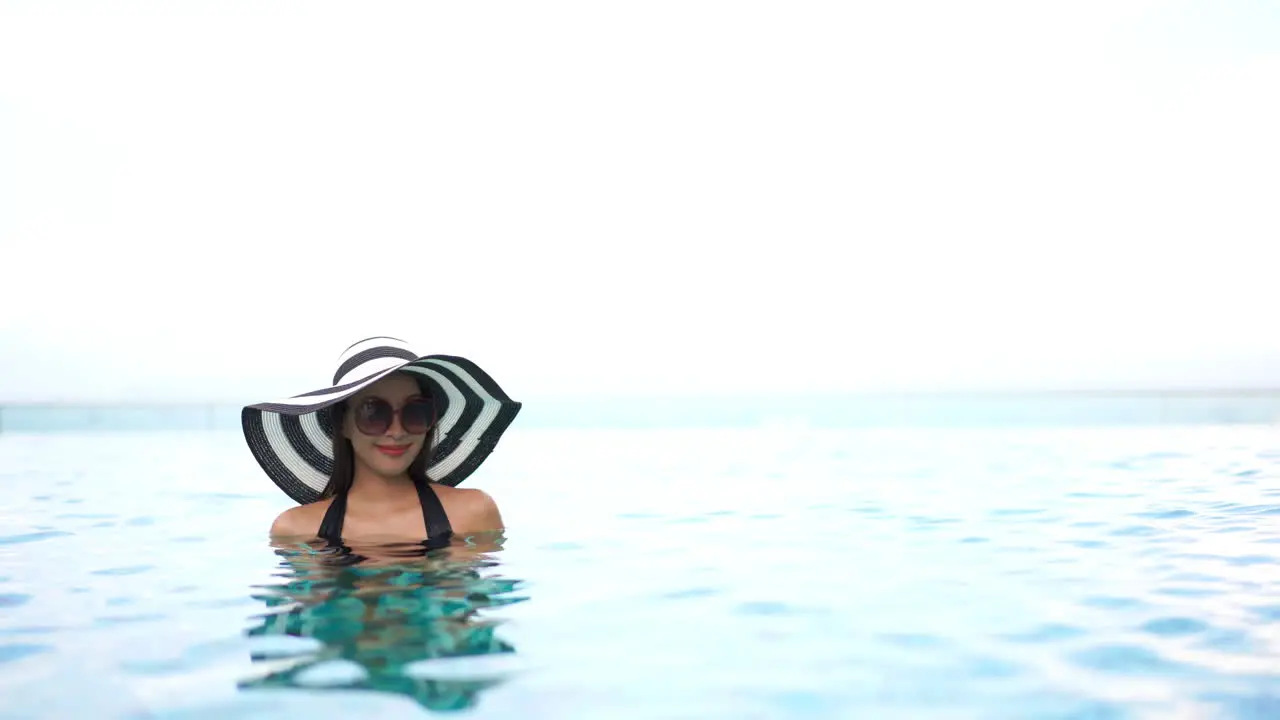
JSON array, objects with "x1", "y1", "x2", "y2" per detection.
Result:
[
  {"x1": 1001, "y1": 624, "x2": 1089, "y2": 643},
  {"x1": 0, "y1": 593, "x2": 32, "y2": 608},
  {"x1": 0, "y1": 626, "x2": 62, "y2": 637},
  {"x1": 1133, "y1": 509, "x2": 1196, "y2": 519},
  {"x1": 1155, "y1": 586, "x2": 1222, "y2": 598},
  {"x1": 0, "y1": 643, "x2": 51, "y2": 664},
  {"x1": 1197, "y1": 692, "x2": 1280, "y2": 720},
  {"x1": 1108, "y1": 525, "x2": 1162, "y2": 537},
  {"x1": 1081, "y1": 596, "x2": 1149, "y2": 610},
  {"x1": 1068, "y1": 644, "x2": 1197, "y2": 675},
  {"x1": 236, "y1": 539, "x2": 528, "y2": 713},
  {"x1": 1248, "y1": 605, "x2": 1280, "y2": 623},
  {"x1": 90, "y1": 565, "x2": 154, "y2": 576},
  {"x1": 293, "y1": 659, "x2": 369, "y2": 687},
  {"x1": 1139, "y1": 617, "x2": 1210, "y2": 637},
  {"x1": 735, "y1": 601, "x2": 792, "y2": 616},
  {"x1": 1225, "y1": 555, "x2": 1278, "y2": 566},
  {"x1": 93, "y1": 614, "x2": 167, "y2": 626},
  {"x1": 990, "y1": 508, "x2": 1050, "y2": 517},
  {"x1": 0, "y1": 531, "x2": 73, "y2": 545},
  {"x1": 660, "y1": 587, "x2": 720, "y2": 600},
  {"x1": 1196, "y1": 628, "x2": 1260, "y2": 654}
]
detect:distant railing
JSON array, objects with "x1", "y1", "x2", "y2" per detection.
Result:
[
  {"x1": 2, "y1": 391, "x2": 1280, "y2": 434},
  {"x1": 0, "y1": 404, "x2": 244, "y2": 434}
]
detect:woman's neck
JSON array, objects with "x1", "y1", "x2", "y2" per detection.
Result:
[{"x1": 348, "y1": 465, "x2": 416, "y2": 502}]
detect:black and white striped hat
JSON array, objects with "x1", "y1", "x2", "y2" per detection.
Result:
[{"x1": 241, "y1": 336, "x2": 522, "y2": 504}]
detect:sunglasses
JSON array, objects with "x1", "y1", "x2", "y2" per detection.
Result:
[{"x1": 350, "y1": 395, "x2": 436, "y2": 436}]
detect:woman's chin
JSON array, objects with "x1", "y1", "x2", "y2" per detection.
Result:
[{"x1": 357, "y1": 452, "x2": 417, "y2": 478}]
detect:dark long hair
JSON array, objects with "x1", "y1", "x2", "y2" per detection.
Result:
[{"x1": 319, "y1": 374, "x2": 438, "y2": 500}]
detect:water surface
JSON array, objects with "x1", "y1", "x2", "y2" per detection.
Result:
[{"x1": 2, "y1": 425, "x2": 1279, "y2": 718}]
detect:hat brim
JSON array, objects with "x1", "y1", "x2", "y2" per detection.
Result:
[{"x1": 241, "y1": 355, "x2": 521, "y2": 504}]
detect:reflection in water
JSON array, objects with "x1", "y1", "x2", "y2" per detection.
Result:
[{"x1": 239, "y1": 535, "x2": 527, "y2": 712}]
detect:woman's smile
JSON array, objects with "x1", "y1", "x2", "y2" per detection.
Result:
[{"x1": 374, "y1": 444, "x2": 411, "y2": 458}]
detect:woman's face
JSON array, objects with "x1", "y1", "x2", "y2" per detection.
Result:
[{"x1": 342, "y1": 372, "x2": 434, "y2": 479}]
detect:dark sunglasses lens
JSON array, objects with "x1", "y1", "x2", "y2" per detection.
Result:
[
  {"x1": 354, "y1": 398, "x2": 393, "y2": 435},
  {"x1": 401, "y1": 398, "x2": 434, "y2": 434}
]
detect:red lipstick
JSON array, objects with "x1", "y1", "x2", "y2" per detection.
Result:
[{"x1": 375, "y1": 444, "x2": 410, "y2": 457}]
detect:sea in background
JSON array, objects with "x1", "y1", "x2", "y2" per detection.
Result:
[
  {"x1": 4, "y1": 391, "x2": 1280, "y2": 433},
  {"x1": 2, "y1": 393, "x2": 1280, "y2": 719}
]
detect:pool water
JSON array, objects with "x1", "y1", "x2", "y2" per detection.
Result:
[{"x1": 2, "y1": 425, "x2": 1280, "y2": 719}]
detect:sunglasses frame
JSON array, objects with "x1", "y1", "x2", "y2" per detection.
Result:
[{"x1": 350, "y1": 394, "x2": 437, "y2": 437}]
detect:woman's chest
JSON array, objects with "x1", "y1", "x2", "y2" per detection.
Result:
[{"x1": 338, "y1": 506, "x2": 429, "y2": 541}]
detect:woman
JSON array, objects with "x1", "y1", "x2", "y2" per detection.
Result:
[{"x1": 240, "y1": 336, "x2": 522, "y2": 548}]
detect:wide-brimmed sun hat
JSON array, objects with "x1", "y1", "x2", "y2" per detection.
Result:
[{"x1": 241, "y1": 336, "x2": 522, "y2": 504}]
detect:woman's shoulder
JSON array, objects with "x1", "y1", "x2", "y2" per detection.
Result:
[
  {"x1": 432, "y1": 484, "x2": 503, "y2": 535},
  {"x1": 270, "y1": 497, "x2": 335, "y2": 539}
]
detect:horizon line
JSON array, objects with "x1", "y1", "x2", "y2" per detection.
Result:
[{"x1": 4, "y1": 387, "x2": 1280, "y2": 407}]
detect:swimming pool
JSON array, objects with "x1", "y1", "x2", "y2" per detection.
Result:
[{"x1": 2, "y1": 423, "x2": 1279, "y2": 718}]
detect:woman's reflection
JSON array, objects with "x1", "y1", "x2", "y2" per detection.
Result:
[{"x1": 239, "y1": 534, "x2": 527, "y2": 712}]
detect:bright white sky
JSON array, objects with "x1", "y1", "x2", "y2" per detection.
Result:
[{"x1": 1, "y1": 0, "x2": 1278, "y2": 403}]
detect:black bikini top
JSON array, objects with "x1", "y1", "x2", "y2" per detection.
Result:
[{"x1": 316, "y1": 480, "x2": 454, "y2": 553}]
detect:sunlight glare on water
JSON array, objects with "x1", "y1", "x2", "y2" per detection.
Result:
[{"x1": 1, "y1": 423, "x2": 1280, "y2": 719}]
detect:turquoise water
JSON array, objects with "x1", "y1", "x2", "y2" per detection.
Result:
[{"x1": 2, "y1": 420, "x2": 1280, "y2": 718}]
